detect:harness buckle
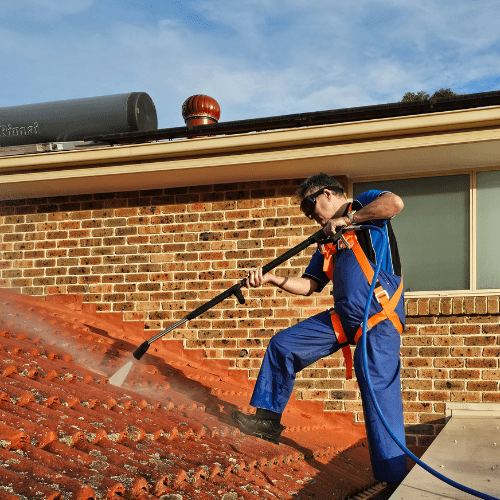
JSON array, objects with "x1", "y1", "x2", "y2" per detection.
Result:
[
  {"x1": 374, "y1": 288, "x2": 389, "y2": 303},
  {"x1": 338, "y1": 233, "x2": 353, "y2": 249}
]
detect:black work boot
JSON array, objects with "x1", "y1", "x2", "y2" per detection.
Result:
[{"x1": 232, "y1": 411, "x2": 284, "y2": 444}]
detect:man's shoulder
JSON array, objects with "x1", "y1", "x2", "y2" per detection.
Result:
[{"x1": 354, "y1": 189, "x2": 388, "y2": 206}]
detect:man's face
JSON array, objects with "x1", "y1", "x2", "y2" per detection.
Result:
[{"x1": 301, "y1": 187, "x2": 346, "y2": 227}]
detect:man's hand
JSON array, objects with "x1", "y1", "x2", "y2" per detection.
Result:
[
  {"x1": 323, "y1": 216, "x2": 350, "y2": 238},
  {"x1": 246, "y1": 267, "x2": 271, "y2": 288}
]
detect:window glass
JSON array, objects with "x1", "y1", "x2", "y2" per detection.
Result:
[
  {"x1": 477, "y1": 170, "x2": 500, "y2": 289},
  {"x1": 353, "y1": 175, "x2": 470, "y2": 292}
]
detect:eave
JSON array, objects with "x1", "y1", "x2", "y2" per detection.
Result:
[{"x1": 1, "y1": 105, "x2": 500, "y2": 200}]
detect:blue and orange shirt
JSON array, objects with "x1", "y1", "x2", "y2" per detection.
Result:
[{"x1": 302, "y1": 189, "x2": 402, "y2": 293}]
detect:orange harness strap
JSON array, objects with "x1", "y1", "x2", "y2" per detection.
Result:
[
  {"x1": 321, "y1": 226, "x2": 403, "y2": 379},
  {"x1": 353, "y1": 280, "x2": 404, "y2": 344},
  {"x1": 350, "y1": 234, "x2": 404, "y2": 342},
  {"x1": 329, "y1": 311, "x2": 354, "y2": 379}
]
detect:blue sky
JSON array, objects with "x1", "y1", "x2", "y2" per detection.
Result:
[{"x1": 1, "y1": 0, "x2": 500, "y2": 129}]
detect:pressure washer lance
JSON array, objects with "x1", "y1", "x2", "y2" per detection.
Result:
[{"x1": 132, "y1": 226, "x2": 359, "y2": 361}]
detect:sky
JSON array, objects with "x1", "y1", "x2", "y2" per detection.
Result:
[{"x1": 1, "y1": 0, "x2": 500, "y2": 129}]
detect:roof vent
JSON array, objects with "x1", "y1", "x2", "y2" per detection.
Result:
[{"x1": 182, "y1": 95, "x2": 220, "y2": 128}]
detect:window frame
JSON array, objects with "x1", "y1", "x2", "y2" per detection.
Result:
[{"x1": 349, "y1": 167, "x2": 500, "y2": 298}]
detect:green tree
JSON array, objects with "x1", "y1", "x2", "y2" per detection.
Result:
[
  {"x1": 400, "y1": 88, "x2": 458, "y2": 102},
  {"x1": 430, "y1": 88, "x2": 458, "y2": 99},
  {"x1": 401, "y1": 91, "x2": 430, "y2": 102}
]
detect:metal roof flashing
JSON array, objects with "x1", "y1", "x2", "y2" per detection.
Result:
[{"x1": 390, "y1": 403, "x2": 500, "y2": 499}]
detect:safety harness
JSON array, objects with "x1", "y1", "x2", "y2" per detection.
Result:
[{"x1": 319, "y1": 225, "x2": 404, "y2": 379}]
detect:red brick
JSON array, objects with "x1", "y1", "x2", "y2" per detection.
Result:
[
  {"x1": 465, "y1": 335, "x2": 497, "y2": 346},
  {"x1": 402, "y1": 380, "x2": 432, "y2": 390},
  {"x1": 419, "y1": 391, "x2": 449, "y2": 402},
  {"x1": 481, "y1": 370, "x2": 500, "y2": 380},
  {"x1": 418, "y1": 414, "x2": 445, "y2": 425},
  {"x1": 418, "y1": 368, "x2": 447, "y2": 379},
  {"x1": 405, "y1": 423, "x2": 435, "y2": 435},
  {"x1": 483, "y1": 324, "x2": 500, "y2": 334},
  {"x1": 463, "y1": 296, "x2": 475, "y2": 314},
  {"x1": 467, "y1": 381, "x2": 498, "y2": 391},
  {"x1": 406, "y1": 299, "x2": 418, "y2": 316},
  {"x1": 417, "y1": 435, "x2": 438, "y2": 447},
  {"x1": 452, "y1": 297, "x2": 464, "y2": 315},
  {"x1": 441, "y1": 298, "x2": 452, "y2": 315},
  {"x1": 419, "y1": 347, "x2": 450, "y2": 357},
  {"x1": 450, "y1": 392, "x2": 481, "y2": 402},
  {"x1": 403, "y1": 325, "x2": 418, "y2": 336},
  {"x1": 469, "y1": 315, "x2": 500, "y2": 324},
  {"x1": 449, "y1": 369, "x2": 480, "y2": 379},
  {"x1": 403, "y1": 402, "x2": 433, "y2": 412},
  {"x1": 433, "y1": 336, "x2": 462, "y2": 346},
  {"x1": 408, "y1": 311, "x2": 430, "y2": 326},
  {"x1": 434, "y1": 380, "x2": 464, "y2": 391},
  {"x1": 429, "y1": 298, "x2": 441, "y2": 315},
  {"x1": 476, "y1": 297, "x2": 488, "y2": 314},
  {"x1": 402, "y1": 391, "x2": 418, "y2": 401},
  {"x1": 450, "y1": 346, "x2": 481, "y2": 357},
  {"x1": 434, "y1": 358, "x2": 464, "y2": 368},
  {"x1": 419, "y1": 325, "x2": 449, "y2": 336},
  {"x1": 418, "y1": 299, "x2": 429, "y2": 316},
  {"x1": 302, "y1": 368, "x2": 329, "y2": 378},
  {"x1": 404, "y1": 358, "x2": 432, "y2": 368},
  {"x1": 483, "y1": 393, "x2": 500, "y2": 402},
  {"x1": 400, "y1": 347, "x2": 419, "y2": 357},
  {"x1": 484, "y1": 347, "x2": 500, "y2": 357},
  {"x1": 451, "y1": 324, "x2": 481, "y2": 335},
  {"x1": 402, "y1": 337, "x2": 432, "y2": 346},
  {"x1": 487, "y1": 296, "x2": 499, "y2": 314}
]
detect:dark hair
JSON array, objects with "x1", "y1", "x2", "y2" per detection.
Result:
[{"x1": 296, "y1": 173, "x2": 344, "y2": 199}]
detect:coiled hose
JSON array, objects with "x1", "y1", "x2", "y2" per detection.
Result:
[{"x1": 360, "y1": 224, "x2": 499, "y2": 500}]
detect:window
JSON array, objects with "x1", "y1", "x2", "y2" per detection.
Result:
[
  {"x1": 353, "y1": 170, "x2": 500, "y2": 294},
  {"x1": 477, "y1": 170, "x2": 500, "y2": 290}
]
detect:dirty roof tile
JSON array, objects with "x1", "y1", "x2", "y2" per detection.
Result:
[{"x1": 0, "y1": 289, "x2": 377, "y2": 499}]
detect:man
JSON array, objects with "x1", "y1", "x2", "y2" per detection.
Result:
[{"x1": 232, "y1": 172, "x2": 407, "y2": 484}]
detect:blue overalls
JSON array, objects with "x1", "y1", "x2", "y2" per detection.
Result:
[{"x1": 249, "y1": 191, "x2": 407, "y2": 483}]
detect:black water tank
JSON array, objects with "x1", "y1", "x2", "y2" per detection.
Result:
[{"x1": 0, "y1": 92, "x2": 158, "y2": 147}]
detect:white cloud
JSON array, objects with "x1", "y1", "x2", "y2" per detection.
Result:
[{"x1": 1, "y1": 0, "x2": 500, "y2": 129}]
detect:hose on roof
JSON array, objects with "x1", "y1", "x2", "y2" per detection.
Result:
[{"x1": 360, "y1": 224, "x2": 499, "y2": 500}]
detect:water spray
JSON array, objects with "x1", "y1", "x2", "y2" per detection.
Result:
[{"x1": 108, "y1": 360, "x2": 134, "y2": 387}]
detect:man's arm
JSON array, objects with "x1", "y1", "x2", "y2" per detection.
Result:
[
  {"x1": 324, "y1": 192, "x2": 403, "y2": 237},
  {"x1": 246, "y1": 267, "x2": 319, "y2": 296}
]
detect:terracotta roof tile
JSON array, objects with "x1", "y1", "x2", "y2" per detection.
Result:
[{"x1": 0, "y1": 289, "x2": 378, "y2": 499}]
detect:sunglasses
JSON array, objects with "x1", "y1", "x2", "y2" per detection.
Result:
[{"x1": 300, "y1": 186, "x2": 340, "y2": 216}]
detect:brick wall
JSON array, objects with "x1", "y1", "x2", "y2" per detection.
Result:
[
  {"x1": 402, "y1": 296, "x2": 500, "y2": 449},
  {"x1": 1, "y1": 178, "x2": 498, "y2": 450}
]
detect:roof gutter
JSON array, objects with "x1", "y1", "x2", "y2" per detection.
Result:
[{"x1": 2, "y1": 104, "x2": 500, "y2": 175}]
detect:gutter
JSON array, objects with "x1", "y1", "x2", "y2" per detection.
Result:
[{"x1": 2, "y1": 104, "x2": 500, "y2": 175}]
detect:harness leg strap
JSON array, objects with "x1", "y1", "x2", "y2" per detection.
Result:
[{"x1": 330, "y1": 311, "x2": 354, "y2": 380}]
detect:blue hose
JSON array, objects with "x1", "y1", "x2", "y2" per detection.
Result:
[{"x1": 359, "y1": 224, "x2": 499, "y2": 500}]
